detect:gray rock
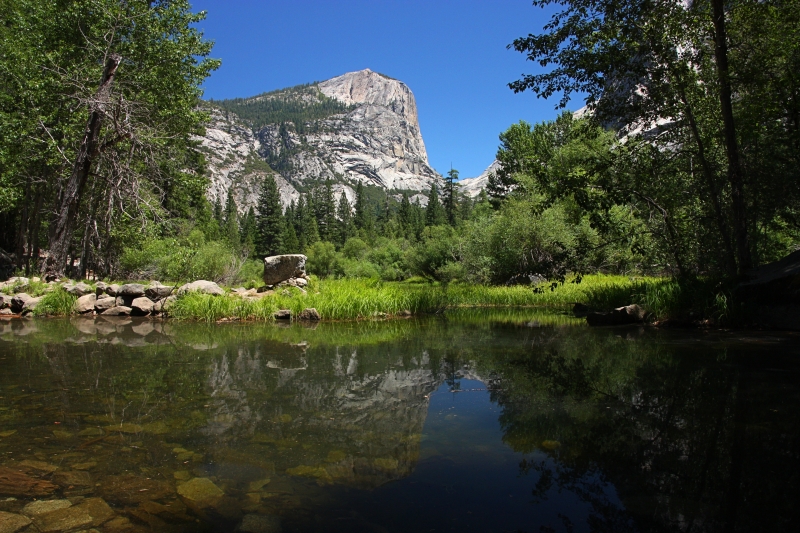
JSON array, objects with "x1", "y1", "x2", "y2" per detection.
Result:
[
  {"x1": 298, "y1": 308, "x2": 321, "y2": 321},
  {"x1": 131, "y1": 297, "x2": 154, "y2": 316},
  {"x1": 73, "y1": 293, "x2": 97, "y2": 314},
  {"x1": 102, "y1": 306, "x2": 132, "y2": 317},
  {"x1": 10, "y1": 293, "x2": 32, "y2": 313},
  {"x1": 177, "y1": 280, "x2": 224, "y2": 296},
  {"x1": 273, "y1": 309, "x2": 291, "y2": 320},
  {"x1": 0, "y1": 294, "x2": 7, "y2": 309},
  {"x1": 105, "y1": 284, "x2": 120, "y2": 297},
  {"x1": 66, "y1": 282, "x2": 93, "y2": 297},
  {"x1": 145, "y1": 283, "x2": 173, "y2": 299},
  {"x1": 157, "y1": 295, "x2": 178, "y2": 314},
  {"x1": 117, "y1": 284, "x2": 146, "y2": 297},
  {"x1": 94, "y1": 297, "x2": 116, "y2": 312},
  {"x1": 586, "y1": 304, "x2": 647, "y2": 326},
  {"x1": 263, "y1": 255, "x2": 307, "y2": 285},
  {"x1": 95, "y1": 282, "x2": 108, "y2": 296},
  {"x1": 293, "y1": 277, "x2": 308, "y2": 288},
  {"x1": 238, "y1": 514, "x2": 282, "y2": 533},
  {"x1": 0, "y1": 308, "x2": 12, "y2": 316},
  {"x1": 0, "y1": 277, "x2": 29, "y2": 293}
]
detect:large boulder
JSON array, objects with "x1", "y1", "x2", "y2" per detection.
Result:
[
  {"x1": 94, "y1": 297, "x2": 116, "y2": 312},
  {"x1": 65, "y1": 282, "x2": 93, "y2": 297},
  {"x1": 145, "y1": 282, "x2": 173, "y2": 299},
  {"x1": 10, "y1": 293, "x2": 32, "y2": 313},
  {"x1": 73, "y1": 293, "x2": 97, "y2": 314},
  {"x1": 102, "y1": 306, "x2": 132, "y2": 316},
  {"x1": 586, "y1": 304, "x2": 647, "y2": 326},
  {"x1": 177, "y1": 280, "x2": 224, "y2": 296},
  {"x1": 0, "y1": 294, "x2": 7, "y2": 309},
  {"x1": 117, "y1": 284, "x2": 146, "y2": 297},
  {"x1": 105, "y1": 284, "x2": 120, "y2": 297},
  {"x1": 263, "y1": 255, "x2": 307, "y2": 286},
  {"x1": 131, "y1": 297, "x2": 154, "y2": 316}
]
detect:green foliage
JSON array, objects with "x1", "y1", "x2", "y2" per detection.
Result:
[
  {"x1": 32, "y1": 288, "x2": 77, "y2": 317},
  {"x1": 255, "y1": 174, "x2": 284, "y2": 257},
  {"x1": 119, "y1": 237, "x2": 241, "y2": 283},
  {"x1": 306, "y1": 241, "x2": 338, "y2": 277}
]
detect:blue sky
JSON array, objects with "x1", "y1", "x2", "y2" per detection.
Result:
[{"x1": 191, "y1": 0, "x2": 571, "y2": 178}]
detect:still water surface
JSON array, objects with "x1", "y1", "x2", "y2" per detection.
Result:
[{"x1": 0, "y1": 311, "x2": 798, "y2": 533}]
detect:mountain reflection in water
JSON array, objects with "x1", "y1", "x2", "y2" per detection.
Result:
[{"x1": 0, "y1": 312, "x2": 798, "y2": 533}]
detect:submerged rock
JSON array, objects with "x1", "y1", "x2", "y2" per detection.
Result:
[
  {"x1": 177, "y1": 477, "x2": 224, "y2": 509},
  {"x1": 263, "y1": 255, "x2": 307, "y2": 285},
  {"x1": 238, "y1": 514, "x2": 282, "y2": 533},
  {"x1": 20, "y1": 500, "x2": 72, "y2": 517},
  {"x1": 0, "y1": 466, "x2": 57, "y2": 497},
  {"x1": 30, "y1": 497, "x2": 114, "y2": 532},
  {"x1": 0, "y1": 511, "x2": 31, "y2": 533}
]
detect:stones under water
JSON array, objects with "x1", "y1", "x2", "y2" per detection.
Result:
[{"x1": 0, "y1": 311, "x2": 799, "y2": 532}]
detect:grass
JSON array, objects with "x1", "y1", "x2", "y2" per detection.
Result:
[
  {"x1": 167, "y1": 275, "x2": 634, "y2": 322},
  {"x1": 4, "y1": 272, "x2": 739, "y2": 325},
  {"x1": 31, "y1": 288, "x2": 78, "y2": 317}
]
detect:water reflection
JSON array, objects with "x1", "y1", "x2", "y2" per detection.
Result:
[{"x1": 0, "y1": 314, "x2": 798, "y2": 532}]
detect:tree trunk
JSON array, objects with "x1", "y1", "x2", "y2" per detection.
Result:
[
  {"x1": 42, "y1": 54, "x2": 121, "y2": 279},
  {"x1": 711, "y1": 0, "x2": 752, "y2": 275}
]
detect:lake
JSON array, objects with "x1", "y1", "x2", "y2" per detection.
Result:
[{"x1": 1, "y1": 311, "x2": 798, "y2": 533}]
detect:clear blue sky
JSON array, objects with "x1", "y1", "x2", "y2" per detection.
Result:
[{"x1": 191, "y1": 0, "x2": 570, "y2": 178}]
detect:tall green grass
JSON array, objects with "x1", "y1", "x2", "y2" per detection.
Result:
[
  {"x1": 167, "y1": 277, "x2": 617, "y2": 322},
  {"x1": 32, "y1": 288, "x2": 78, "y2": 317}
]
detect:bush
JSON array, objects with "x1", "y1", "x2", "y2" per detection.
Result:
[
  {"x1": 306, "y1": 241, "x2": 337, "y2": 277},
  {"x1": 119, "y1": 238, "x2": 242, "y2": 283}
]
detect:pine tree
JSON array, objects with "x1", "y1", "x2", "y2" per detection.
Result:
[
  {"x1": 281, "y1": 216, "x2": 300, "y2": 253},
  {"x1": 294, "y1": 196, "x2": 307, "y2": 250},
  {"x1": 425, "y1": 184, "x2": 446, "y2": 227},
  {"x1": 255, "y1": 175, "x2": 284, "y2": 257},
  {"x1": 444, "y1": 168, "x2": 459, "y2": 225},
  {"x1": 240, "y1": 207, "x2": 257, "y2": 257},
  {"x1": 302, "y1": 193, "x2": 320, "y2": 247},
  {"x1": 335, "y1": 192, "x2": 355, "y2": 246},
  {"x1": 224, "y1": 192, "x2": 240, "y2": 247},
  {"x1": 213, "y1": 197, "x2": 224, "y2": 227},
  {"x1": 377, "y1": 194, "x2": 393, "y2": 235},
  {"x1": 354, "y1": 181, "x2": 367, "y2": 230},
  {"x1": 398, "y1": 193, "x2": 412, "y2": 239}
]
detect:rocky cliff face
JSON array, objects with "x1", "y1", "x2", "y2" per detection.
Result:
[
  {"x1": 458, "y1": 160, "x2": 500, "y2": 198},
  {"x1": 198, "y1": 69, "x2": 441, "y2": 213}
]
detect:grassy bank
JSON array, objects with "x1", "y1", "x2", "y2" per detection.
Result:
[{"x1": 3, "y1": 274, "x2": 738, "y2": 324}]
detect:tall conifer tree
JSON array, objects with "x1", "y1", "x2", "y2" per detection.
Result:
[
  {"x1": 444, "y1": 168, "x2": 459, "y2": 226},
  {"x1": 224, "y1": 192, "x2": 240, "y2": 247},
  {"x1": 425, "y1": 184, "x2": 445, "y2": 227},
  {"x1": 255, "y1": 174, "x2": 283, "y2": 257}
]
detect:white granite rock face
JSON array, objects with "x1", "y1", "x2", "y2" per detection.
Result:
[
  {"x1": 458, "y1": 160, "x2": 500, "y2": 198},
  {"x1": 199, "y1": 69, "x2": 442, "y2": 215}
]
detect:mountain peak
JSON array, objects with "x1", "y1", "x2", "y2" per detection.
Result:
[{"x1": 318, "y1": 69, "x2": 416, "y2": 123}]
